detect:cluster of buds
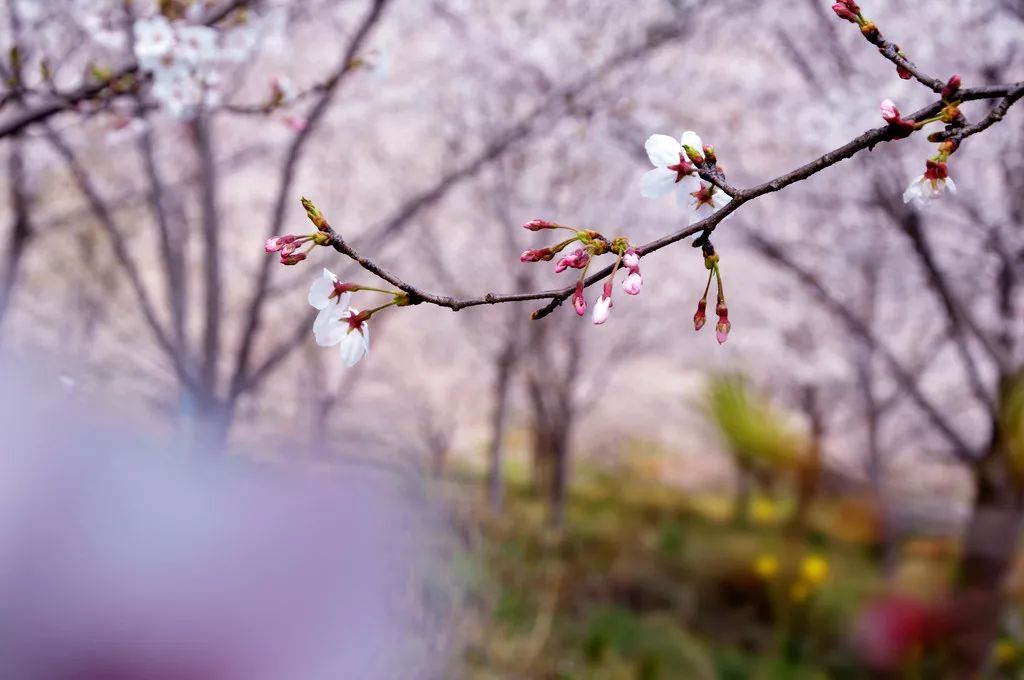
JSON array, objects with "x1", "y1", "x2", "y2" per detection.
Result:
[
  {"x1": 520, "y1": 220, "x2": 642, "y2": 325},
  {"x1": 265, "y1": 197, "x2": 333, "y2": 264},
  {"x1": 693, "y1": 243, "x2": 731, "y2": 344},
  {"x1": 265, "y1": 231, "x2": 330, "y2": 265}
]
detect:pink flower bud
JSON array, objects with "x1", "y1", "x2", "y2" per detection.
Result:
[
  {"x1": 693, "y1": 299, "x2": 707, "y2": 331},
  {"x1": 715, "y1": 301, "x2": 730, "y2": 344},
  {"x1": 592, "y1": 281, "x2": 613, "y2": 325},
  {"x1": 264, "y1": 234, "x2": 297, "y2": 253},
  {"x1": 880, "y1": 99, "x2": 900, "y2": 123},
  {"x1": 622, "y1": 271, "x2": 642, "y2": 296},
  {"x1": 573, "y1": 281, "x2": 587, "y2": 316},
  {"x1": 283, "y1": 116, "x2": 307, "y2": 132},
  {"x1": 522, "y1": 218, "x2": 557, "y2": 231},
  {"x1": 520, "y1": 248, "x2": 554, "y2": 263},
  {"x1": 941, "y1": 74, "x2": 961, "y2": 100},
  {"x1": 832, "y1": 2, "x2": 858, "y2": 22},
  {"x1": 281, "y1": 251, "x2": 307, "y2": 265},
  {"x1": 554, "y1": 248, "x2": 590, "y2": 273},
  {"x1": 622, "y1": 248, "x2": 640, "y2": 270}
]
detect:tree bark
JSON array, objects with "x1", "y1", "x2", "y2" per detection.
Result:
[
  {"x1": 948, "y1": 428, "x2": 1023, "y2": 677},
  {"x1": 0, "y1": 139, "x2": 31, "y2": 333}
]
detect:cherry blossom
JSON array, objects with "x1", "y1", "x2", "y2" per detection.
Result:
[
  {"x1": 640, "y1": 132, "x2": 701, "y2": 208},
  {"x1": 902, "y1": 160, "x2": 956, "y2": 204},
  {"x1": 308, "y1": 268, "x2": 354, "y2": 310},
  {"x1": 687, "y1": 180, "x2": 732, "y2": 226},
  {"x1": 313, "y1": 302, "x2": 371, "y2": 367},
  {"x1": 554, "y1": 248, "x2": 590, "y2": 273}
]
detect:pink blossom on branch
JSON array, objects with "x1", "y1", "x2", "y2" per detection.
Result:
[{"x1": 554, "y1": 248, "x2": 590, "y2": 273}]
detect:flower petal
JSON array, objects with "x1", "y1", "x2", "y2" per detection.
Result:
[
  {"x1": 689, "y1": 202, "x2": 715, "y2": 226},
  {"x1": 339, "y1": 327, "x2": 369, "y2": 366},
  {"x1": 644, "y1": 134, "x2": 681, "y2": 167},
  {"x1": 945, "y1": 177, "x2": 956, "y2": 195},
  {"x1": 902, "y1": 176, "x2": 924, "y2": 204},
  {"x1": 640, "y1": 168, "x2": 677, "y2": 198},
  {"x1": 308, "y1": 268, "x2": 337, "y2": 309},
  {"x1": 313, "y1": 304, "x2": 346, "y2": 346}
]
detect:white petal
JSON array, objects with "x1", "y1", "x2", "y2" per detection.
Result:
[
  {"x1": 675, "y1": 184, "x2": 692, "y2": 209},
  {"x1": 308, "y1": 268, "x2": 337, "y2": 309},
  {"x1": 680, "y1": 131, "x2": 703, "y2": 158},
  {"x1": 690, "y1": 202, "x2": 715, "y2": 226},
  {"x1": 945, "y1": 177, "x2": 956, "y2": 194},
  {"x1": 313, "y1": 305, "x2": 346, "y2": 346},
  {"x1": 339, "y1": 327, "x2": 369, "y2": 366},
  {"x1": 640, "y1": 168, "x2": 677, "y2": 198},
  {"x1": 644, "y1": 134, "x2": 681, "y2": 167},
  {"x1": 902, "y1": 177, "x2": 924, "y2": 204}
]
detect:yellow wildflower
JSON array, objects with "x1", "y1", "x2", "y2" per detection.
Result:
[{"x1": 753, "y1": 554, "x2": 779, "y2": 580}]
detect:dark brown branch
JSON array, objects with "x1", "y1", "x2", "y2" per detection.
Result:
[
  {"x1": 318, "y1": 81, "x2": 1023, "y2": 320},
  {"x1": 234, "y1": 15, "x2": 699, "y2": 397}
]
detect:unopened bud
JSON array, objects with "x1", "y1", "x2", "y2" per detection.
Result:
[
  {"x1": 281, "y1": 252, "x2": 307, "y2": 265},
  {"x1": 693, "y1": 299, "x2": 707, "y2": 331},
  {"x1": 831, "y1": 3, "x2": 858, "y2": 22},
  {"x1": 941, "y1": 74, "x2": 961, "y2": 100},
  {"x1": 520, "y1": 248, "x2": 554, "y2": 263},
  {"x1": 522, "y1": 218, "x2": 557, "y2": 231},
  {"x1": 573, "y1": 281, "x2": 587, "y2": 316},
  {"x1": 702, "y1": 145, "x2": 717, "y2": 164},
  {"x1": 301, "y1": 196, "x2": 328, "y2": 230},
  {"x1": 683, "y1": 145, "x2": 704, "y2": 165}
]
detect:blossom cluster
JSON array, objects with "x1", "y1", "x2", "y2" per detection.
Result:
[
  {"x1": 132, "y1": 12, "x2": 252, "y2": 118},
  {"x1": 640, "y1": 131, "x2": 731, "y2": 225},
  {"x1": 831, "y1": 3, "x2": 966, "y2": 207}
]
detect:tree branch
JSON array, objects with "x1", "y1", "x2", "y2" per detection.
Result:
[{"x1": 315, "y1": 82, "x2": 1023, "y2": 320}]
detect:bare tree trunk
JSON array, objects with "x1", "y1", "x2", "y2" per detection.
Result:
[
  {"x1": 0, "y1": 139, "x2": 30, "y2": 333},
  {"x1": 486, "y1": 338, "x2": 516, "y2": 512},
  {"x1": 789, "y1": 386, "x2": 823, "y2": 535},
  {"x1": 949, "y1": 445, "x2": 1023, "y2": 677}
]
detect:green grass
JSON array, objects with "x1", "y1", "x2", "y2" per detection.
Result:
[{"x1": 441, "y1": 461, "x2": 894, "y2": 679}]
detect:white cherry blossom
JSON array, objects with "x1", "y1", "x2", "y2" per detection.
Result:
[{"x1": 640, "y1": 132, "x2": 701, "y2": 208}]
